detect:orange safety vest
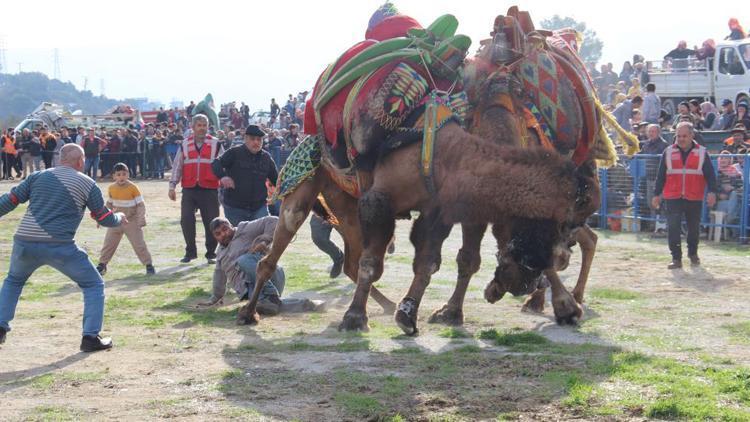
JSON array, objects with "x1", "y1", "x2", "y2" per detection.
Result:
[
  {"x1": 2, "y1": 136, "x2": 16, "y2": 155},
  {"x1": 663, "y1": 142, "x2": 707, "y2": 201},
  {"x1": 180, "y1": 135, "x2": 220, "y2": 189}
]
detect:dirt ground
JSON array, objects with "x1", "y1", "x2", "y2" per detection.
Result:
[{"x1": 0, "y1": 179, "x2": 749, "y2": 421}]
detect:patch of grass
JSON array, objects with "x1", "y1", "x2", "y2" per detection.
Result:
[
  {"x1": 478, "y1": 328, "x2": 549, "y2": 351},
  {"x1": 27, "y1": 371, "x2": 106, "y2": 391},
  {"x1": 438, "y1": 327, "x2": 470, "y2": 339},
  {"x1": 334, "y1": 392, "x2": 385, "y2": 417},
  {"x1": 589, "y1": 288, "x2": 642, "y2": 301},
  {"x1": 27, "y1": 405, "x2": 78, "y2": 421},
  {"x1": 723, "y1": 322, "x2": 750, "y2": 344},
  {"x1": 21, "y1": 282, "x2": 63, "y2": 301}
]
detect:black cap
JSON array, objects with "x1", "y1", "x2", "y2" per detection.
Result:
[{"x1": 245, "y1": 124, "x2": 266, "y2": 137}]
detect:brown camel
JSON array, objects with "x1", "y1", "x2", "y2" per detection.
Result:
[{"x1": 237, "y1": 109, "x2": 597, "y2": 329}]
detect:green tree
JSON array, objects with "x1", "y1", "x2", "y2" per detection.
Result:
[{"x1": 539, "y1": 15, "x2": 603, "y2": 64}]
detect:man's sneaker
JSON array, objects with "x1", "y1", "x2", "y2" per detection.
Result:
[
  {"x1": 207, "y1": 257, "x2": 216, "y2": 265},
  {"x1": 145, "y1": 264, "x2": 156, "y2": 275},
  {"x1": 80, "y1": 335, "x2": 113, "y2": 352},
  {"x1": 96, "y1": 263, "x2": 107, "y2": 276},
  {"x1": 668, "y1": 259, "x2": 682, "y2": 270},
  {"x1": 688, "y1": 255, "x2": 701, "y2": 266},
  {"x1": 330, "y1": 255, "x2": 344, "y2": 278},
  {"x1": 180, "y1": 255, "x2": 197, "y2": 263},
  {"x1": 257, "y1": 295, "x2": 281, "y2": 316},
  {"x1": 0, "y1": 326, "x2": 6, "y2": 344}
]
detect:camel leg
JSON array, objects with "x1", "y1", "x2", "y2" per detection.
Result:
[
  {"x1": 522, "y1": 288, "x2": 547, "y2": 314},
  {"x1": 394, "y1": 210, "x2": 454, "y2": 335},
  {"x1": 428, "y1": 223, "x2": 487, "y2": 326},
  {"x1": 570, "y1": 225, "x2": 597, "y2": 304},
  {"x1": 547, "y1": 269, "x2": 583, "y2": 325},
  {"x1": 237, "y1": 172, "x2": 324, "y2": 325},
  {"x1": 339, "y1": 190, "x2": 396, "y2": 331},
  {"x1": 321, "y1": 183, "x2": 397, "y2": 314}
]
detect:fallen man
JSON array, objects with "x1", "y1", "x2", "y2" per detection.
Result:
[{"x1": 198, "y1": 216, "x2": 323, "y2": 317}]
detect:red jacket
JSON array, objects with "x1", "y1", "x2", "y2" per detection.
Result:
[
  {"x1": 663, "y1": 143, "x2": 707, "y2": 201},
  {"x1": 180, "y1": 135, "x2": 220, "y2": 189}
]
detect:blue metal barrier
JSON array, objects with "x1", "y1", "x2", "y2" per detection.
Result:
[{"x1": 594, "y1": 153, "x2": 749, "y2": 244}]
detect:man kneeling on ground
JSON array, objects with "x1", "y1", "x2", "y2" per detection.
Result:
[{"x1": 198, "y1": 216, "x2": 322, "y2": 315}]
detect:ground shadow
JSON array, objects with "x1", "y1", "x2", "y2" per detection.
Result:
[
  {"x1": 669, "y1": 266, "x2": 735, "y2": 293},
  {"x1": 0, "y1": 352, "x2": 90, "y2": 393}
]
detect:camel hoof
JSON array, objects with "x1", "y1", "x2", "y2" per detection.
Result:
[
  {"x1": 395, "y1": 297, "x2": 419, "y2": 336},
  {"x1": 552, "y1": 299, "x2": 583, "y2": 326},
  {"x1": 521, "y1": 292, "x2": 546, "y2": 314},
  {"x1": 236, "y1": 311, "x2": 260, "y2": 326},
  {"x1": 338, "y1": 309, "x2": 369, "y2": 332},
  {"x1": 427, "y1": 304, "x2": 464, "y2": 326}
]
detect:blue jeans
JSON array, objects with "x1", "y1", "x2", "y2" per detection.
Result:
[
  {"x1": 84, "y1": 156, "x2": 100, "y2": 179},
  {"x1": 223, "y1": 204, "x2": 269, "y2": 227},
  {"x1": 236, "y1": 252, "x2": 285, "y2": 300},
  {"x1": 0, "y1": 240, "x2": 105, "y2": 336}
]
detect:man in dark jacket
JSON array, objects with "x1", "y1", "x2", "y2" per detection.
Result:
[{"x1": 211, "y1": 125, "x2": 278, "y2": 226}]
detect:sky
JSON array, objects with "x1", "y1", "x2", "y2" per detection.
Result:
[{"x1": 1, "y1": 0, "x2": 742, "y2": 111}]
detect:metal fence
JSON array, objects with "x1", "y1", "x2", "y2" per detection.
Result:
[{"x1": 595, "y1": 154, "x2": 750, "y2": 244}]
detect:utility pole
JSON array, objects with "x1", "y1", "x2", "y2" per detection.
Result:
[
  {"x1": 83, "y1": 77, "x2": 88, "y2": 91},
  {"x1": 17, "y1": 62, "x2": 22, "y2": 73},
  {"x1": 100, "y1": 79, "x2": 105, "y2": 97},
  {"x1": 53, "y1": 48, "x2": 61, "y2": 80}
]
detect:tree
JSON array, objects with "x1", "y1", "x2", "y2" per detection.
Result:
[{"x1": 539, "y1": 15, "x2": 603, "y2": 64}]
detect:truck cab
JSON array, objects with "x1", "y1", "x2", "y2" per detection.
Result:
[{"x1": 647, "y1": 39, "x2": 750, "y2": 117}]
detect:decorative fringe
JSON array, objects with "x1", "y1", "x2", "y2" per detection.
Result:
[{"x1": 594, "y1": 96, "x2": 640, "y2": 159}]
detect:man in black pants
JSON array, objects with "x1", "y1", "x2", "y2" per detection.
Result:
[
  {"x1": 652, "y1": 122, "x2": 717, "y2": 269},
  {"x1": 168, "y1": 114, "x2": 224, "y2": 264},
  {"x1": 310, "y1": 215, "x2": 344, "y2": 278}
]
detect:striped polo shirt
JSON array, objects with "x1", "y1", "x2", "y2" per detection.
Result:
[{"x1": 0, "y1": 166, "x2": 122, "y2": 242}]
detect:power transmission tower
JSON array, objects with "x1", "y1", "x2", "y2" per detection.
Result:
[
  {"x1": 17, "y1": 62, "x2": 22, "y2": 73},
  {"x1": 83, "y1": 77, "x2": 88, "y2": 91},
  {"x1": 53, "y1": 48, "x2": 61, "y2": 80},
  {"x1": 100, "y1": 79, "x2": 105, "y2": 96},
  {"x1": 0, "y1": 36, "x2": 7, "y2": 74}
]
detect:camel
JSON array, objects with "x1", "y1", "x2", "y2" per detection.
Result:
[
  {"x1": 237, "y1": 10, "x2": 604, "y2": 332},
  {"x1": 426, "y1": 7, "x2": 637, "y2": 328},
  {"x1": 238, "y1": 113, "x2": 597, "y2": 330}
]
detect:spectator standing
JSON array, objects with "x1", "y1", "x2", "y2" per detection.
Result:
[
  {"x1": 267, "y1": 130, "x2": 283, "y2": 169},
  {"x1": 632, "y1": 61, "x2": 650, "y2": 86},
  {"x1": 664, "y1": 41, "x2": 696, "y2": 69},
  {"x1": 718, "y1": 99, "x2": 737, "y2": 130},
  {"x1": 641, "y1": 83, "x2": 661, "y2": 124},
  {"x1": 40, "y1": 127, "x2": 56, "y2": 169},
  {"x1": 283, "y1": 124, "x2": 302, "y2": 150},
  {"x1": 1, "y1": 130, "x2": 17, "y2": 180},
  {"x1": 736, "y1": 101, "x2": 750, "y2": 129},
  {"x1": 0, "y1": 144, "x2": 125, "y2": 351},
  {"x1": 652, "y1": 122, "x2": 717, "y2": 269},
  {"x1": 20, "y1": 130, "x2": 43, "y2": 179},
  {"x1": 156, "y1": 107, "x2": 169, "y2": 124},
  {"x1": 618, "y1": 61, "x2": 634, "y2": 86},
  {"x1": 700, "y1": 101, "x2": 720, "y2": 130},
  {"x1": 81, "y1": 128, "x2": 106, "y2": 180},
  {"x1": 211, "y1": 125, "x2": 278, "y2": 226},
  {"x1": 613, "y1": 96, "x2": 643, "y2": 132},
  {"x1": 105, "y1": 129, "x2": 122, "y2": 177},
  {"x1": 186, "y1": 101, "x2": 195, "y2": 117},
  {"x1": 270, "y1": 98, "x2": 280, "y2": 120},
  {"x1": 715, "y1": 151, "x2": 743, "y2": 224},
  {"x1": 726, "y1": 18, "x2": 747, "y2": 41},
  {"x1": 54, "y1": 127, "x2": 74, "y2": 167},
  {"x1": 121, "y1": 130, "x2": 139, "y2": 178},
  {"x1": 168, "y1": 114, "x2": 223, "y2": 264}
]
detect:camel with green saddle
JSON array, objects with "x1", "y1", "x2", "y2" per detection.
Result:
[{"x1": 238, "y1": 11, "x2": 605, "y2": 333}]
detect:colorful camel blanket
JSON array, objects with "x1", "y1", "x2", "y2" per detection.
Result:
[
  {"x1": 304, "y1": 13, "x2": 471, "y2": 164},
  {"x1": 275, "y1": 135, "x2": 321, "y2": 200}
]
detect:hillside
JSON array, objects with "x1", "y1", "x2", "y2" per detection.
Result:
[{"x1": 0, "y1": 72, "x2": 119, "y2": 127}]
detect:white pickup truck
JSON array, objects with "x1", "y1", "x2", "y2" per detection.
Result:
[{"x1": 647, "y1": 39, "x2": 750, "y2": 116}]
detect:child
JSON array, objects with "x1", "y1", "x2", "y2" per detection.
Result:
[{"x1": 97, "y1": 162, "x2": 155, "y2": 275}]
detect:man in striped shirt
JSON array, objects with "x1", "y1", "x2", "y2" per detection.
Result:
[{"x1": 0, "y1": 144, "x2": 126, "y2": 352}]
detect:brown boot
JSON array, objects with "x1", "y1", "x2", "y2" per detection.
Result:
[{"x1": 667, "y1": 259, "x2": 682, "y2": 270}]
